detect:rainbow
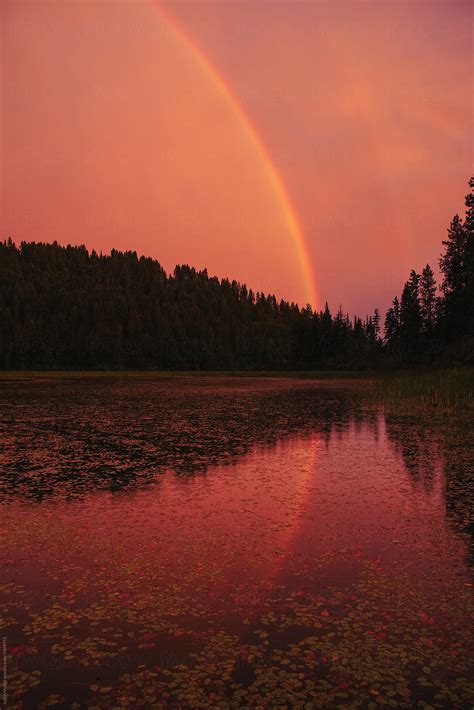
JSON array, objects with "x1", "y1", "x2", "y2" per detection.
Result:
[{"x1": 152, "y1": 1, "x2": 319, "y2": 309}]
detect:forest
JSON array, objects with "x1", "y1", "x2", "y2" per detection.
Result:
[{"x1": 0, "y1": 178, "x2": 472, "y2": 371}]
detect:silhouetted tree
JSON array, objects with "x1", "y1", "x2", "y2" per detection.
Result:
[
  {"x1": 399, "y1": 270, "x2": 422, "y2": 360},
  {"x1": 384, "y1": 296, "x2": 400, "y2": 354},
  {"x1": 419, "y1": 264, "x2": 437, "y2": 336},
  {"x1": 437, "y1": 178, "x2": 474, "y2": 351},
  {"x1": 439, "y1": 215, "x2": 467, "y2": 336},
  {"x1": 373, "y1": 308, "x2": 381, "y2": 339},
  {"x1": 383, "y1": 176, "x2": 473, "y2": 365},
  {"x1": 3, "y1": 177, "x2": 472, "y2": 371},
  {"x1": 0, "y1": 241, "x2": 381, "y2": 371},
  {"x1": 465, "y1": 177, "x2": 474, "y2": 338}
]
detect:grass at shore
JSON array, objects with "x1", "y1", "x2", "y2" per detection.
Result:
[
  {"x1": 375, "y1": 368, "x2": 474, "y2": 411},
  {"x1": 1, "y1": 368, "x2": 471, "y2": 410},
  {"x1": 0, "y1": 369, "x2": 369, "y2": 380}
]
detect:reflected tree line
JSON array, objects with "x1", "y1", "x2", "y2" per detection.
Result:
[
  {"x1": 385, "y1": 412, "x2": 474, "y2": 569},
  {"x1": 1, "y1": 378, "x2": 470, "y2": 564},
  {"x1": 1, "y1": 179, "x2": 471, "y2": 370},
  {"x1": 0, "y1": 380, "x2": 368, "y2": 501}
]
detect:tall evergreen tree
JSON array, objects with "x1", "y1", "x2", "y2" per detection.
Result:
[
  {"x1": 438, "y1": 178, "x2": 474, "y2": 343},
  {"x1": 4, "y1": 177, "x2": 472, "y2": 371},
  {"x1": 372, "y1": 308, "x2": 381, "y2": 341},
  {"x1": 384, "y1": 296, "x2": 400, "y2": 353},
  {"x1": 419, "y1": 264, "x2": 437, "y2": 336},
  {"x1": 399, "y1": 271, "x2": 422, "y2": 360},
  {"x1": 439, "y1": 214, "x2": 468, "y2": 338},
  {"x1": 0, "y1": 240, "x2": 382, "y2": 371},
  {"x1": 463, "y1": 177, "x2": 474, "y2": 338},
  {"x1": 440, "y1": 214, "x2": 466, "y2": 295}
]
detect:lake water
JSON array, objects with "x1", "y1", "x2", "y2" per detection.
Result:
[{"x1": 0, "y1": 377, "x2": 472, "y2": 709}]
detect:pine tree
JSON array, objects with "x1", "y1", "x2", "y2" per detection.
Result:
[
  {"x1": 384, "y1": 297, "x2": 400, "y2": 353},
  {"x1": 463, "y1": 177, "x2": 474, "y2": 337},
  {"x1": 373, "y1": 308, "x2": 381, "y2": 339},
  {"x1": 0, "y1": 240, "x2": 383, "y2": 371},
  {"x1": 439, "y1": 177, "x2": 474, "y2": 341},
  {"x1": 399, "y1": 271, "x2": 421, "y2": 359},
  {"x1": 419, "y1": 264, "x2": 437, "y2": 335},
  {"x1": 440, "y1": 215, "x2": 466, "y2": 297}
]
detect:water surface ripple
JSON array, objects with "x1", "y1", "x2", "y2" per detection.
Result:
[{"x1": 0, "y1": 377, "x2": 472, "y2": 708}]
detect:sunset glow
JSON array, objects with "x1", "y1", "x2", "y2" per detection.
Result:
[
  {"x1": 1, "y1": 0, "x2": 472, "y2": 313},
  {"x1": 156, "y1": 2, "x2": 318, "y2": 307}
]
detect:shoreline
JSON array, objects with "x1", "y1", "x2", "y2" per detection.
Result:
[{"x1": 0, "y1": 369, "x2": 370, "y2": 380}]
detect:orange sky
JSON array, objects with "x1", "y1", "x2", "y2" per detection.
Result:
[{"x1": 1, "y1": 0, "x2": 472, "y2": 314}]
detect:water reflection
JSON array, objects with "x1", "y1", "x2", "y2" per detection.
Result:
[
  {"x1": 0, "y1": 377, "x2": 472, "y2": 708},
  {"x1": 0, "y1": 377, "x2": 372, "y2": 500},
  {"x1": 384, "y1": 409, "x2": 474, "y2": 571}
]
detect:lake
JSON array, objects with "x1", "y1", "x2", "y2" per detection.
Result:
[{"x1": 0, "y1": 376, "x2": 472, "y2": 709}]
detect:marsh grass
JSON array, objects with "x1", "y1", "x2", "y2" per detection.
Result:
[
  {"x1": 375, "y1": 368, "x2": 474, "y2": 411},
  {"x1": 0, "y1": 369, "x2": 366, "y2": 380},
  {"x1": 2, "y1": 368, "x2": 471, "y2": 410}
]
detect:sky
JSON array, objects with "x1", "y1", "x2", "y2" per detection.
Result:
[{"x1": 1, "y1": 0, "x2": 472, "y2": 315}]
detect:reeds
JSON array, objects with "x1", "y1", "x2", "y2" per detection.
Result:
[{"x1": 375, "y1": 369, "x2": 474, "y2": 411}]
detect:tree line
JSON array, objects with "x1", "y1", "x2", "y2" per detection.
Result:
[
  {"x1": 0, "y1": 242, "x2": 382, "y2": 370},
  {"x1": 384, "y1": 177, "x2": 473, "y2": 365},
  {"x1": 0, "y1": 178, "x2": 472, "y2": 371}
]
